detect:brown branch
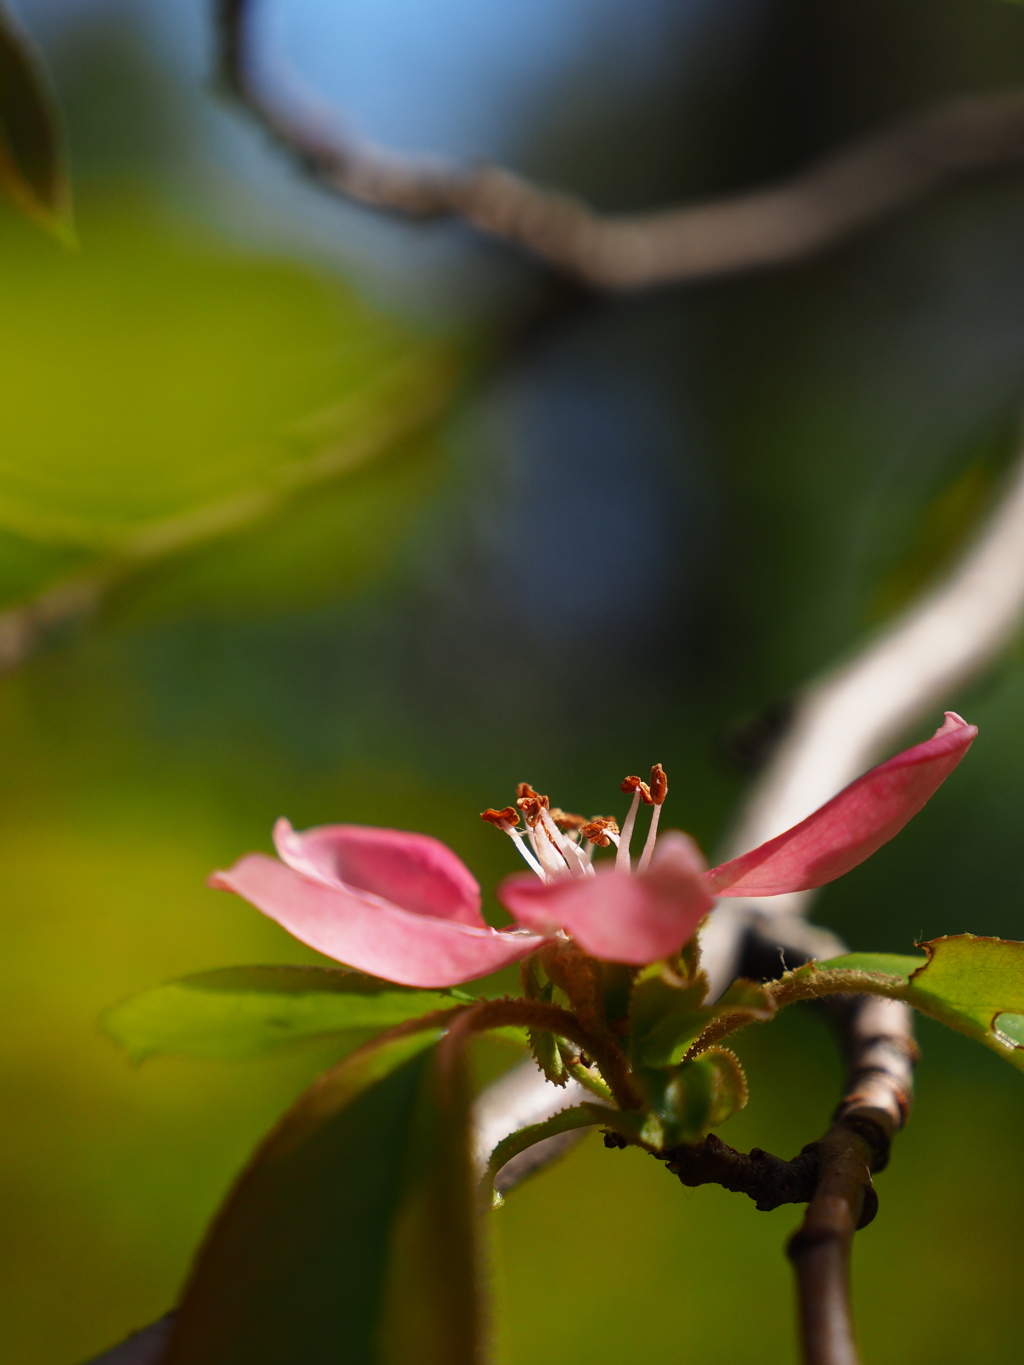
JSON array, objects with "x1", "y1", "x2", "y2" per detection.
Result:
[
  {"x1": 787, "y1": 1123, "x2": 875, "y2": 1365},
  {"x1": 216, "y1": 1, "x2": 1024, "y2": 290},
  {"x1": 654, "y1": 1131, "x2": 819, "y2": 1210},
  {"x1": 784, "y1": 995, "x2": 917, "y2": 1365},
  {"x1": 644, "y1": 989, "x2": 914, "y2": 1365}
]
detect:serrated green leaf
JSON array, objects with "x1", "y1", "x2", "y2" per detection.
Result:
[
  {"x1": 527, "y1": 1026, "x2": 569, "y2": 1086},
  {"x1": 103, "y1": 965, "x2": 467, "y2": 1062},
  {"x1": 163, "y1": 1021, "x2": 483, "y2": 1365},
  {"x1": 483, "y1": 1105, "x2": 602, "y2": 1207},
  {"x1": 0, "y1": 6, "x2": 73, "y2": 240},
  {"x1": 813, "y1": 938, "x2": 1024, "y2": 1070},
  {"x1": 629, "y1": 971, "x2": 773, "y2": 1067},
  {"x1": 904, "y1": 937, "x2": 1024, "y2": 1069},
  {"x1": 816, "y1": 951, "x2": 927, "y2": 983}
]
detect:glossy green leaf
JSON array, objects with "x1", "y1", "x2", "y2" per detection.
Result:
[
  {"x1": 814, "y1": 937, "x2": 1024, "y2": 1070},
  {"x1": 103, "y1": 965, "x2": 468, "y2": 1062},
  {"x1": 629, "y1": 970, "x2": 774, "y2": 1068},
  {"x1": 903, "y1": 937, "x2": 1024, "y2": 1068},
  {"x1": 163, "y1": 1022, "x2": 483, "y2": 1365},
  {"x1": 0, "y1": 6, "x2": 72, "y2": 240}
]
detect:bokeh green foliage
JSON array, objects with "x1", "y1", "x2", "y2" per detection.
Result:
[
  {"x1": 0, "y1": 194, "x2": 456, "y2": 620},
  {"x1": 5, "y1": 0, "x2": 1024, "y2": 1361}
]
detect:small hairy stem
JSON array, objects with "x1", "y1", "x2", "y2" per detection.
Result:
[
  {"x1": 460, "y1": 996, "x2": 642, "y2": 1111},
  {"x1": 685, "y1": 967, "x2": 910, "y2": 1060}
]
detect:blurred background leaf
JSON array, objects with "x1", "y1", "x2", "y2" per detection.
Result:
[
  {"x1": 0, "y1": 196, "x2": 459, "y2": 628},
  {"x1": 163, "y1": 1026, "x2": 481, "y2": 1365},
  {"x1": 0, "y1": 3, "x2": 72, "y2": 240}
]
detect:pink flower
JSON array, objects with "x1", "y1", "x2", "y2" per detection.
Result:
[
  {"x1": 209, "y1": 822, "x2": 545, "y2": 989},
  {"x1": 210, "y1": 712, "x2": 975, "y2": 985}
]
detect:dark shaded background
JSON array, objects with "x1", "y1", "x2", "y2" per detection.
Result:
[{"x1": 3, "y1": 0, "x2": 1024, "y2": 1360}]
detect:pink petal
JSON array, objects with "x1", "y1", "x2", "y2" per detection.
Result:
[
  {"x1": 498, "y1": 832, "x2": 714, "y2": 964},
  {"x1": 707, "y1": 711, "x2": 977, "y2": 898},
  {"x1": 210, "y1": 854, "x2": 544, "y2": 988},
  {"x1": 272, "y1": 820, "x2": 484, "y2": 927}
]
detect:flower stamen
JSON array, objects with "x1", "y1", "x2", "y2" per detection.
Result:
[
  {"x1": 480, "y1": 806, "x2": 547, "y2": 878},
  {"x1": 581, "y1": 816, "x2": 620, "y2": 848},
  {"x1": 538, "y1": 806, "x2": 593, "y2": 878},
  {"x1": 616, "y1": 775, "x2": 652, "y2": 871},
  {"x1": 485, "y1": 768, "x2": 666, "y2": 882},
  {"x1": 636, "y1": 763, "x2": 668, "y2": 873}
]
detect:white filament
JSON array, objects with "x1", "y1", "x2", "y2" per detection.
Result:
[{"x1": 615, "y1": 790, "x2": 641, "y2": 872}]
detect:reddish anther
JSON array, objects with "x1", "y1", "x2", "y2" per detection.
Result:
[
  {"x1": 480, "y1": 806, "x2": 519, "y2": 828},
  {"x1": 621, "y1": 775, "x2": 654, "y2": 804}
]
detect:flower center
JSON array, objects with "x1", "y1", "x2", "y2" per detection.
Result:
[{"x1": 481, "y1": 764, "x2": 668, "y2": 883}]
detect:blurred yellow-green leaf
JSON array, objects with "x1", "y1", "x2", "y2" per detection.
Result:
[
  {"x1": 0, "y1": 197, "x2": 459, "y2": 624},
  {"x1": 0, "y1": 5, "x2": 73, "y2": 240},
  {"x1": 103, "y1": 965, "x2": 467, "y2": 1062}
]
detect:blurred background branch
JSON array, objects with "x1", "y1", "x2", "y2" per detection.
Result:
[{"x1": 218, "y1": 0, "x2": 1024, "y2": 290}]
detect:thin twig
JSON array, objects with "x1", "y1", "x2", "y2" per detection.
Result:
[{"x1": 216, "y1": 1, "x2": 1024, "y2": 290}]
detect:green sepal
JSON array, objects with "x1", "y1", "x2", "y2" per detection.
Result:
[
  {"x1": 482, "y1": 1105, "x2": 603, "y2": 1207},
  {"x1": 629, "y1": 968, "x2": 774, "y2": 1067},
  {"x1": 599, "y1": 1048, "x2": 748, "y2": 1151},
  {"x1": 519, "y1": 962, "x2": 571, "y2": 1086},
  {"x1": 102, "y1": 965, "x2": 472, "y2": 1062},
  {"x1": 529, "y1": 1028, "x2": 569, "y2": 1086}
]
